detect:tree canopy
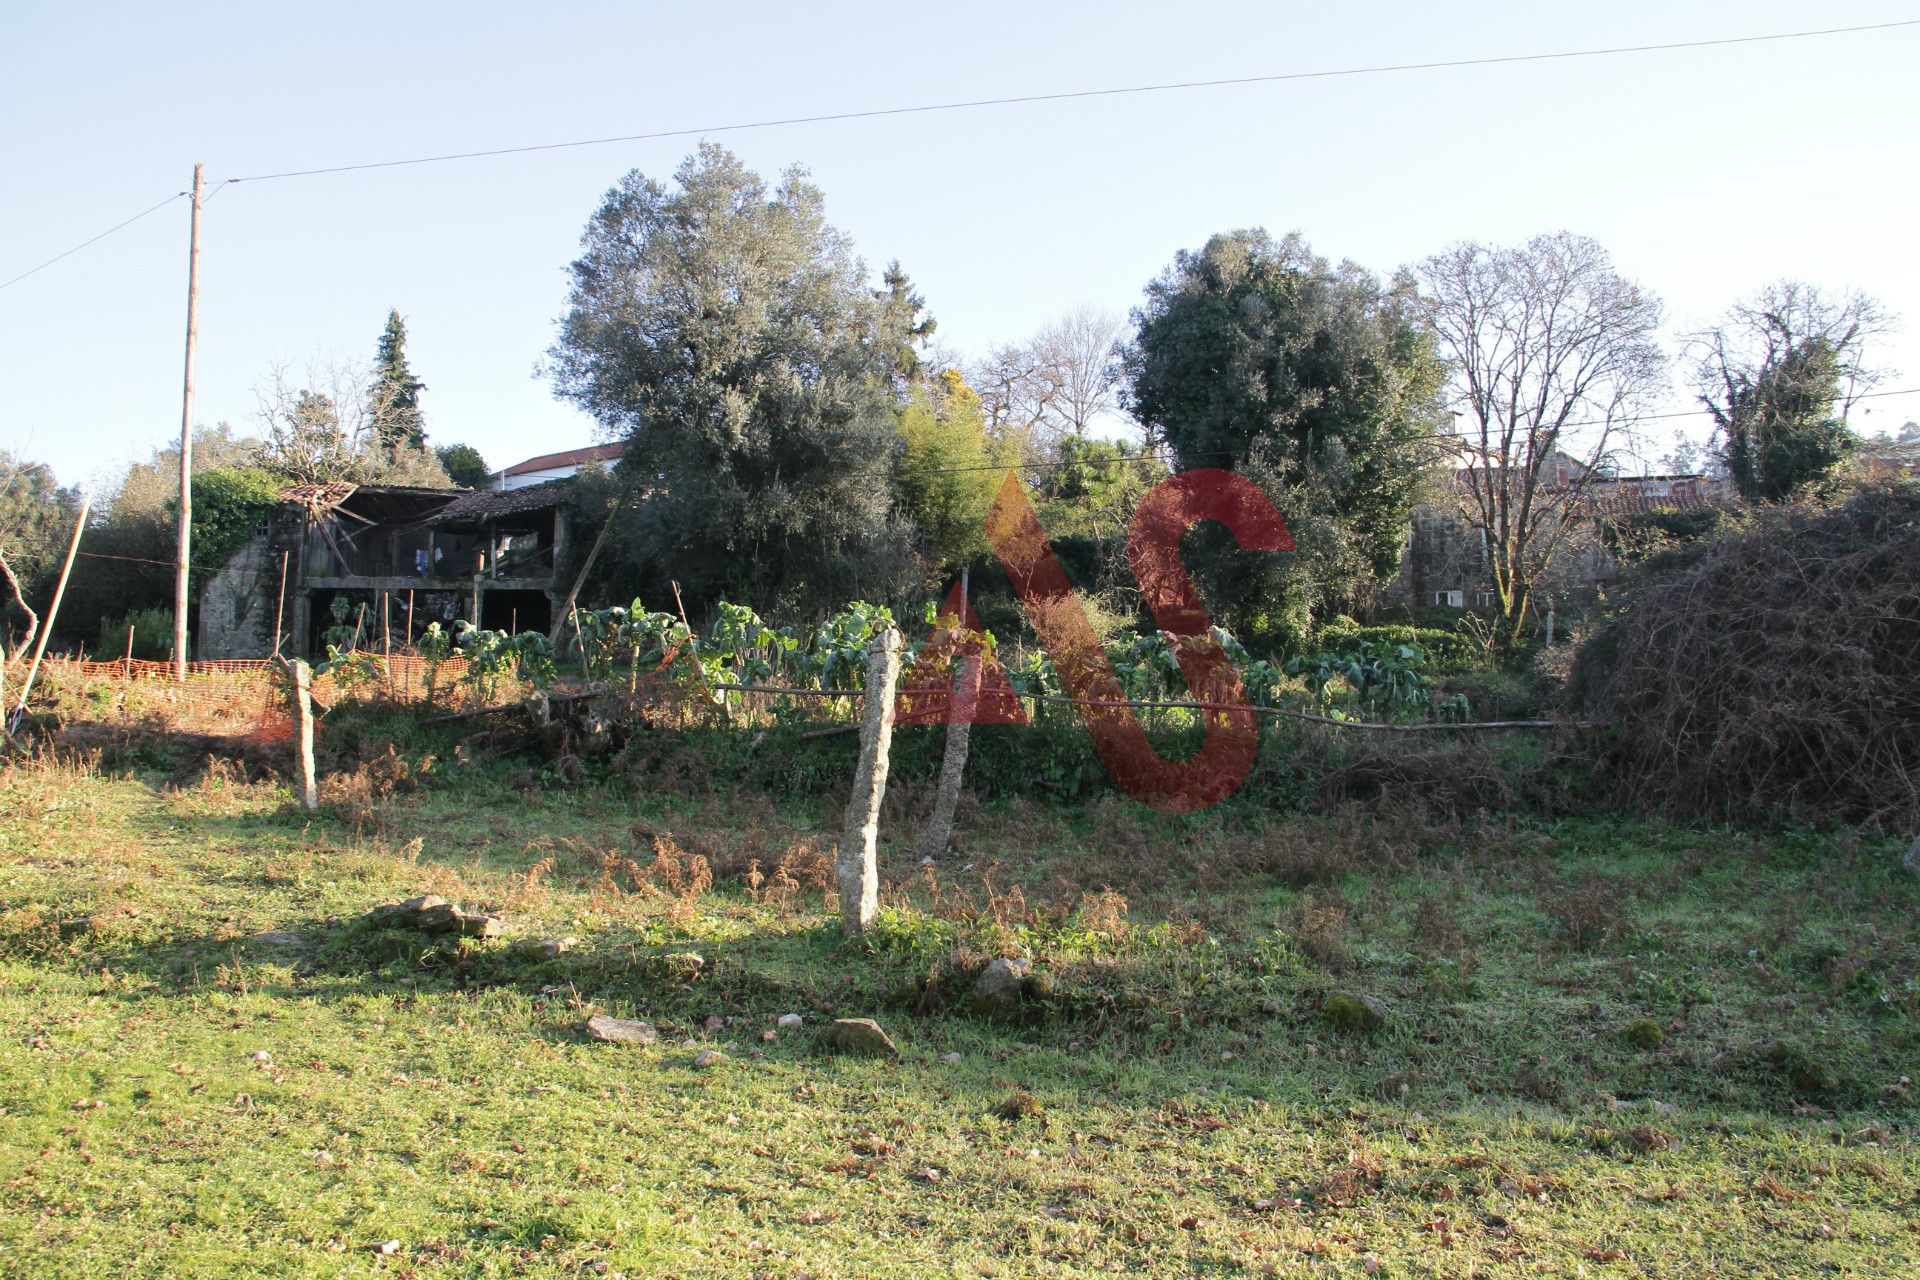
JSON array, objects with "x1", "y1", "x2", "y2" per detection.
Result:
[
  {"x1": 893, "y1": 369, "x2": 1010, "y2": 570},
  {"x1": 548, "y1": 143, "x2": 916, "y2": 610},
  {"x1": 1124, "y1": 230, "x2": 1446, "y2": 643},
  {"x1": 435, "y1": 443, "x2": 490, "y2": 488}
]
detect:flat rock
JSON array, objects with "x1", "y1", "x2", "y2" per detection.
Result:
[
  {"x1": 777, "y1": 1013, "x2": 804, "y2": 1029},
  {"x1": 514, "y1": 936, "x2": 577, "y2": 959},
  {"x1": 694, "y1": 1050, "x2": 726, "y2": 1069},
  {"x1": 825, "y1": 1017, "x2": 899, "y2": 1059},
  {"x1": 415, "y1": 902, "x2": 464, "y2": 933},
  {"x1": 248, "y1": 930, "x2": 300, "y2": 947},
  {"x1": 456, "y1": 910, "x2": 505, "y2": 939},
  {"x1": 585, "y1": 1014, "x2": 659, "y2": 1046}
]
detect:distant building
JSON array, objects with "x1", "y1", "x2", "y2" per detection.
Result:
[
  {"x1": 197, "y1": 441, "x2": 645, "y2": 658},
  {"x1": 197, "y1": 480, "x2": 576, "y2": 659},
  {"x1": 491, "y1": 443, "x2": 625, "y2": 491},
  {"x1": 1382, "y1": 462, "x2": 1721, "y2": 614}
]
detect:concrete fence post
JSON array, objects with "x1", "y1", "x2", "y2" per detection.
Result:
[
  {"x1": 289, "y1": 659, "x2": 319, "y2": 812},
  {"x1": 837, "y1": 626, "x2": 904, "y2": 937},
  {"x1": 917, "y1": 652, "x2": 978, "y2": 862}
]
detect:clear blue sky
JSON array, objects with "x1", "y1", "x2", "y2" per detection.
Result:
[{"x1": 4, "y1": 1, "x2": 1917, "y2": 492}]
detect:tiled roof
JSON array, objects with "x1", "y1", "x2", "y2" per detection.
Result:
[{"x1": 500, "y1": 443, "x2": 626, "y2": 476}]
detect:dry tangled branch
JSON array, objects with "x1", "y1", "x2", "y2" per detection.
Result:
[{"x1": 1568, "y1": 481, "x2": 1920, "y2": 826}]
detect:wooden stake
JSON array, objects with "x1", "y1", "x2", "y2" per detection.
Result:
[
  {"x1": 10, "y1": 491, "x2": 92, "y2": 730},
  {"x1": 271, "y1": 549, "x2": 289, "y2": 657},
  {"x1": 405, "y1": 589, "x2": 415, "y2": 648},
  {"x1": 173, "y1": 162, "x2": 204, "y2": 682},
  {"x1": 670, "y1": 579, "x2": 715, "y2": 714},
  {"x1": 551, "y1": 493, "x2": 624, "y2": 643},
  {"x1": 382, "y1": 591, "x2": 395, "y2": 700},
  {"x1": 124, "y1": 624, "x2": 135, "y2": 676}
]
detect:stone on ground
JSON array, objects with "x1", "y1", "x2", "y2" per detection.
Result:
[
  {"x1": 971, "y1": 956, "x2": 1033, "y2": 1018},
  {"x1": 585, "y1": 1014, "x2": 659, "y2": 1046},
  {"x1": 825, "y1": 1017, "x2": 900, "y2": 1059}
]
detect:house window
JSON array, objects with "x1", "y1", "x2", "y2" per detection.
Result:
[
  {"x1": 1433, "y1": 590, "x2": 1465, "y2": 608},
  {"x1": 1475, "y1": 591, "x2": 1498, "y2": 608}
]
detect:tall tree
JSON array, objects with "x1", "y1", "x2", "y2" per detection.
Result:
[
  {"x1": 1691, "y1": 281, "x2": 1888, "y2": 502},
  {"x1": 548, "y1": 143, "x2": 914, "y2": 608},
  {"x1": 1125, "y1": 230, "x2": 1447, "y2": 643},
  {"x1": 878, "y1": 260, "x2": 937, "y2": 388},
  {"x1": 893, "y1": 369, "x2": 1009, "y2": 569},
  {"x1": 368, "y1": 309, "x2": 427, "y2": 454},
  {"x1": 1418, "y1": 232, "x2": 1666, "y2": 642}
]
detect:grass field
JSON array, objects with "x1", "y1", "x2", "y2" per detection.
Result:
[{"x1": 2, "y1": 724, "x2": 1917, "y2": 1278}]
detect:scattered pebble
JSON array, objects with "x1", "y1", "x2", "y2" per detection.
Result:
[
  {"x1": 777, "y1": 1013, "x2": 804, "y2": 1029},
  {"x1": 940, "y1": 1051, "x2": 962, "y2": 1064},
  {"x1": 694, "y1": 1050, "x2": 726, "y2": 1069}
]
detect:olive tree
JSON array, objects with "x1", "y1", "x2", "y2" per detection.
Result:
[{"x1": 549, "y1": 143, "x2": 917, "y2": 610}]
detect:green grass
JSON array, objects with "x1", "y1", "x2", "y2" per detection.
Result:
[{"x1": 1, "y1": 736, "x2": 1917, "y2": 1278}]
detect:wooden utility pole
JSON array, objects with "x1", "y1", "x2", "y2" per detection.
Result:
[{"x1": 173, "y1": 162, "x2": 205, "y2": 681}]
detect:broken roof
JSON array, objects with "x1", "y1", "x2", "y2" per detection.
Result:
[
  {"x1": 278, "y1": 482, "x2": 463, "y2": 524},
  {"x1": 425, "y1": 480, "x2": 571, "y2": 527}
]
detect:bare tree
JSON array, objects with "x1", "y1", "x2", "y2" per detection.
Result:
[
  {"x1": 968, "y1": 306, "x2": 1128, "y2": 460},
  {"x1": 1418, "y1": 232, "x2": 1665, "y2": 642},
  {"x1": 1034, "y1": 305, "x2": 1127, "y2": 439},
  {"x1": 968, "y1": 341, "x2": 1066, "y2": 459},
  {"x1": 255, "y1": 359, "x2": 450, "y2": 487}
]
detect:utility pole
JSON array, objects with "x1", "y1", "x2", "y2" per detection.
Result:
[{"x1": 173, "y1": 162, "x2": 205, "y2": 681}]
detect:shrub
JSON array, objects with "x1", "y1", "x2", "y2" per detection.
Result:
[
  {"x1": 1567, "y1": 480, "x2": 1920, "y2": 826},
  {"x1": 1315, "y1": 620, "x2": 1485, "y2": 675},
  {"x1": 93, "y1": 607, "x2": 173, "y2": 662}
]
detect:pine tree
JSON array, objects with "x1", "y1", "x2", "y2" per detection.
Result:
[
  {"x1": 369, "y1": 309, "x2": 427, "y2": 454},
  {"x1": 879, "y1": 260, "x2": 936, "y2": 387}
]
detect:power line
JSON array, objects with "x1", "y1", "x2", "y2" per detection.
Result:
[
  {"x1": 0, "y1": 191, "x2": 185, "y2": 293},
  {"x1": 222, "y1": 18, "x2": 1920, "y2": 184},
  {"x1": 7, "y1": 20, "x2": 1915, "y2": 291}
]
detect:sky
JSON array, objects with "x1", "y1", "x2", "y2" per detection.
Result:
[{"x1": 3, "y1": 0, "x2": 1918, "y2": 495}]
